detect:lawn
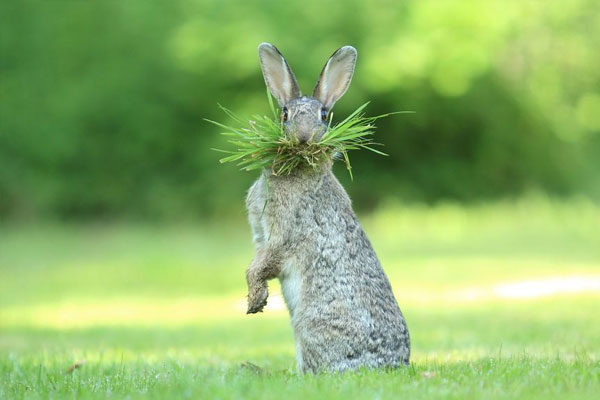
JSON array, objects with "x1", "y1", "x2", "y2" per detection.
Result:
[{"x1": 1, "y1": 196, "x2": 599, "y2": 399}]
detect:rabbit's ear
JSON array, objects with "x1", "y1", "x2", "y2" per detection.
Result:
[
  {"x1": 258, "y1": 43, "x2": 301, "y2": 106},
  {"x1": 313, "y1": 46, "x2": 357, "y2": 110}
]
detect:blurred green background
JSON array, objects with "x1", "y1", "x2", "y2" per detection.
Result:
[
  {"x1": 1, "y1": 0, "x2": 599, "y2": 221},
  {"x1": 2, "y1": 1, "x2": 600, "y2": 398}
]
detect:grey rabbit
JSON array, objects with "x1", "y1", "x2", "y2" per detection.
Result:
[{"x1": 245, "y1": 42, "x2": 410, "y2": 373}]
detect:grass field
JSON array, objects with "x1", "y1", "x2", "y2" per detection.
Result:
[{"x1": 1, "y1": 196, "x2": 599, "y2": 399}]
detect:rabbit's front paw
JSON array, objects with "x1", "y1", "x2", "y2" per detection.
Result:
[{"x1": 247, "y1": 285, "x2": 268, "y2": 314}]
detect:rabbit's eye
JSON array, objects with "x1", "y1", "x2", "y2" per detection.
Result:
[
  {"x1": 282, "y1": 107, "x2": 288, "y2": 122},
  {"x1": 320, "y1": 108, "x2": 328, "y2": 121}
]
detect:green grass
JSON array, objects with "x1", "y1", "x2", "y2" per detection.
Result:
[
  {"x1": 1, "y1": 195, "x2": 599, "y2": 399},
  {"x1": 209, "y1": 96, "x2": 403, "y2": 178}
]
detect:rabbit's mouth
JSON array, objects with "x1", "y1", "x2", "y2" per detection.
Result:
[
  {"x1": 298, "y1": 129, "x2": 326, "y2": 144},
  {"x1": 284, "y1": 123, "x2": 326, "y2": 144}
]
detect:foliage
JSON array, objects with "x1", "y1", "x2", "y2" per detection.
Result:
[
  {"x1": 209, "y1": 96, "x2": 402, "y2": 178},
  {"x1": 1, "y1": 0, "x2": 599, "y2": 219}
]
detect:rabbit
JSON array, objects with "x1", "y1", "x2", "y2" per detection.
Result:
[{"x1": 245, "y1": 42, "x2": 410, "y2": 374}]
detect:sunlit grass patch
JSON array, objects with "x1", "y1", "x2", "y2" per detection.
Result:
[
  {"x1": 0, "y1": 297, "x2": 253, "y2": 329},
  {"x1": 2, "y1": 277, "x2": 599, "y2": 330}
]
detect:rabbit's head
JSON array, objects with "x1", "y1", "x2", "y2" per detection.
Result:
[{"x1": 258, "y1": 43, "x2": 357, "y2": 144}]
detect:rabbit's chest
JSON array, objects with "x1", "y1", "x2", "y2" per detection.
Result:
[
  {"x1": 247, "y1": 176, "x2": 306, "y2": 240},
  {"x1": 246, "y1": 176, "x2": 270, "y2": 242}
]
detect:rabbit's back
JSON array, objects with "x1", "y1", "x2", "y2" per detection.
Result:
[{"x1": 251, "y1": 169, "x2": 410, "y2": 373}]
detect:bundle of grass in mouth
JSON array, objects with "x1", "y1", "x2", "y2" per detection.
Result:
[{"x1": 208, "y1": 92, "x2": 407, "y2": 179}]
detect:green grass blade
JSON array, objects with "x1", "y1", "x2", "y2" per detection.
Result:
[{"x1": 211, "y1": 95, "x2": 408, "y2": 178}]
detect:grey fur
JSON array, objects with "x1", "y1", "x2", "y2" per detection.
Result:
[
  {"x1": 246, "y1": 43, "x2": 410, "y2": 374},
  {"x1": 313, "y1": 46, "x2": 357, "y2": 110}
]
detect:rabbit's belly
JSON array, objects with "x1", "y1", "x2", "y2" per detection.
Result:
[{"x1": 279, "y1": 258, "x2": 302, "y2": 319}]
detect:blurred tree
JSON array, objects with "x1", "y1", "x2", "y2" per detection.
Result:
[{"x1": 0, "y1": 0, "x2": 598, "y2": 220}]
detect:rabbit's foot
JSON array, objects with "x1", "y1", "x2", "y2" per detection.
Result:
[{"x1": 247, "y1": 286, "x2": 268, "y2": 314}]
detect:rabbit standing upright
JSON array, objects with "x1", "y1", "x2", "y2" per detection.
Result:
[{"x1": 245, "y1": 43, "x2": 410, "y2": 373}]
